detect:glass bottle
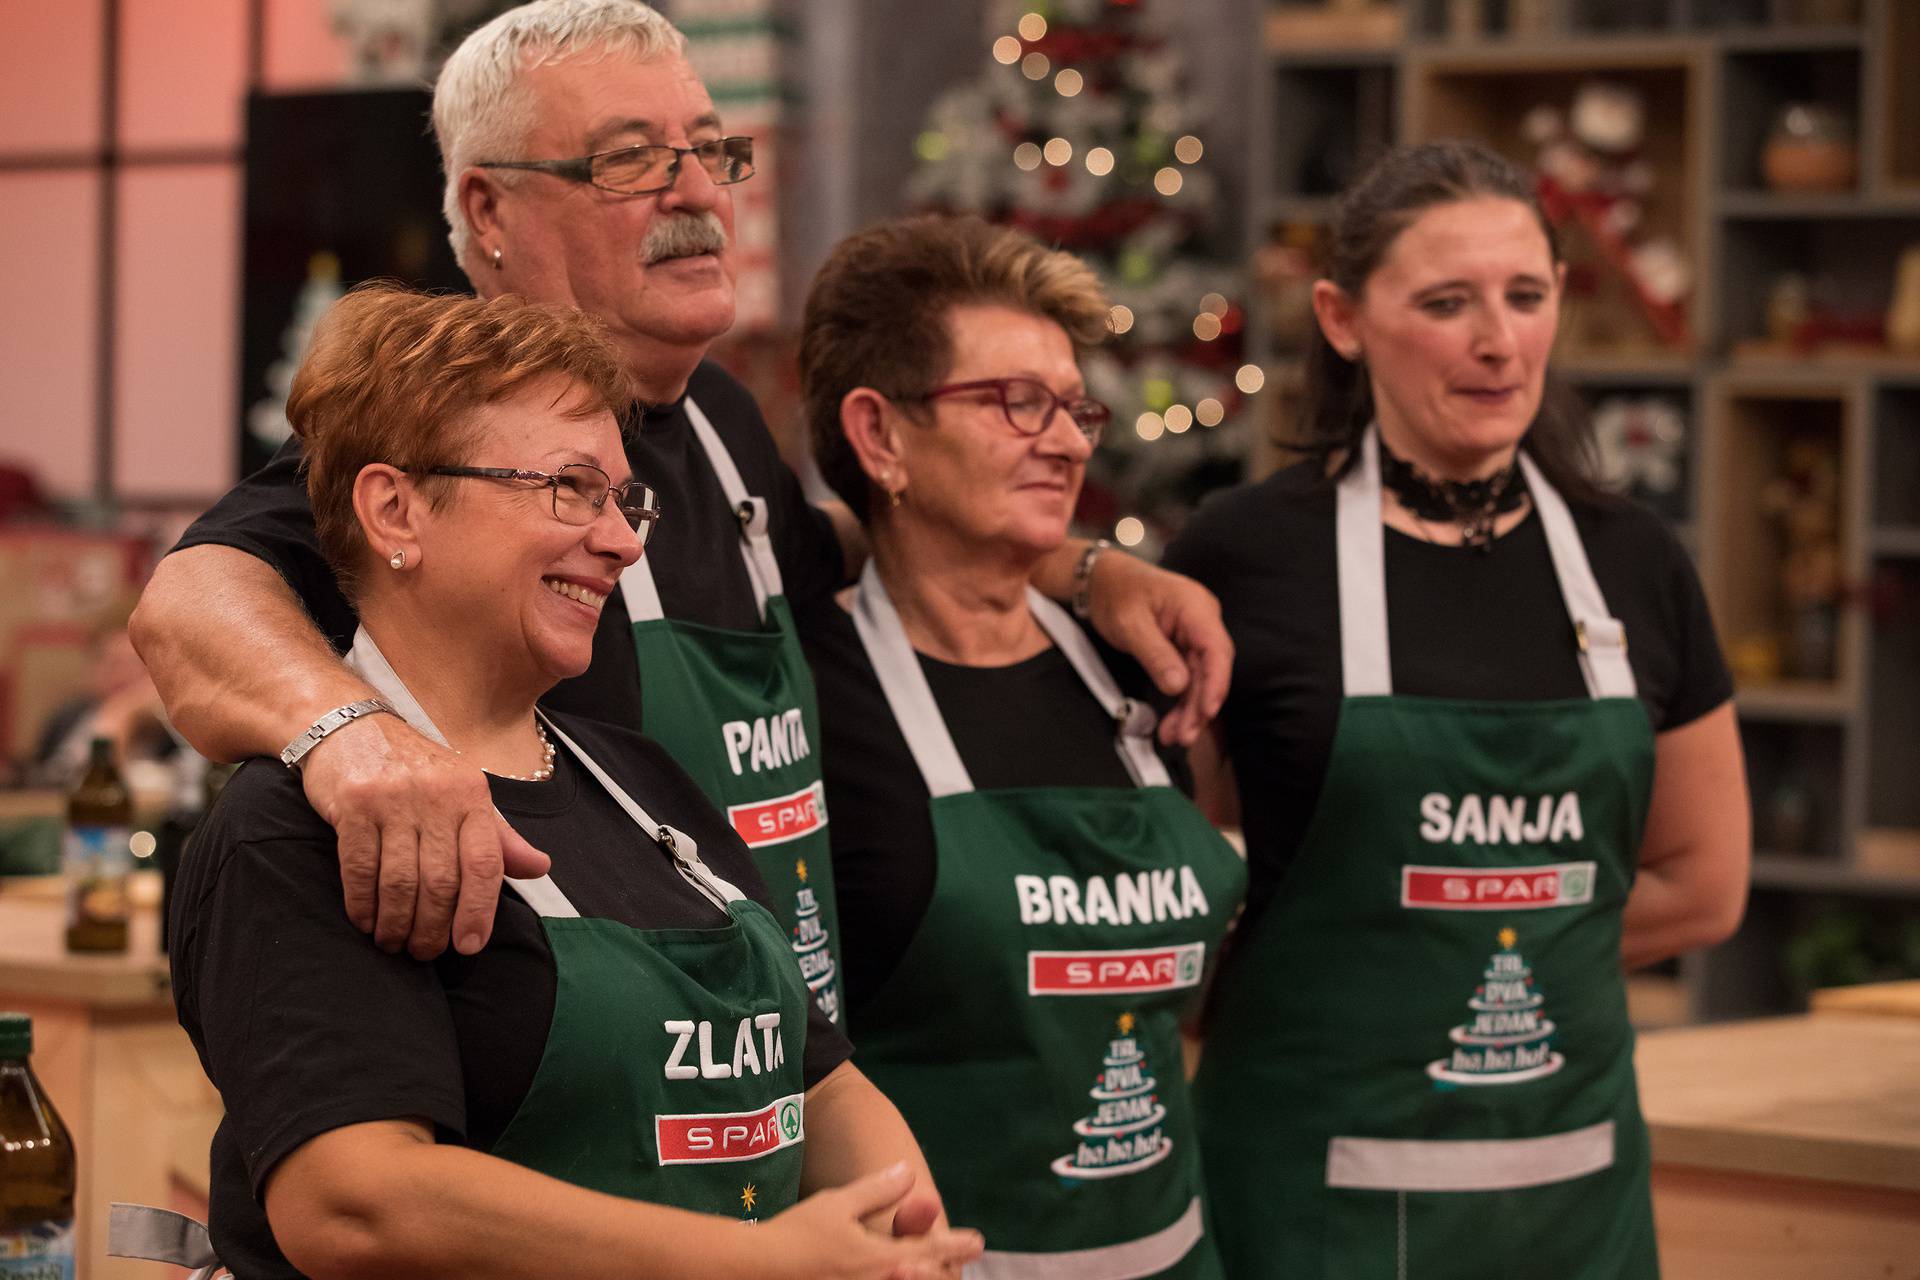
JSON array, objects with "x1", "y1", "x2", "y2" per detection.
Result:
[
  {"x1": 64, "y1": 737, "x2": 134, "y2": 954},
  {"x1": 0, "y1": 1014, "x2": 76, "y2": 1279}
]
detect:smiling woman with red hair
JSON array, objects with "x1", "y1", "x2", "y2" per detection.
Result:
[{"x1": 165, "y1": 285, "x2": 978, "y2": 1280}]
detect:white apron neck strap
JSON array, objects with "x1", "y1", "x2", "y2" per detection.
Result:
[
  {"x1": 849, "y1": 560, "x2": 976, "y2": 797},
  {"x1": 1028, "y1": 591, "x2": 1171, "y2": 787},
  {"x1": 343, "y1": 626, "x2": 583, "y2": 917},
  {"x1": 617, "y1": 395, "x2": 781, "y2": 624},
  {"x1": 1335, "y1": 427, "x2": 1393, "y2": 697},
  {"x1": 538, "y1": 711, "x2": 747, "y2": 910},
  {"x1": 1515, "y1": 452, "x2": 1637, "y2": 700}
]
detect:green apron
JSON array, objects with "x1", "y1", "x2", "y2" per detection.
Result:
[
  {"x1": 112, "y1": 635, "x2": 815, "y2": 1274},
  {"x1": 848, "y1": 562, "x2": 1249, "y2": 1279},
  {"x1": 619, "y1": 397, "x2": 843, "y2": 1027},
  {"x1": 1193, "y1": 428, "x2": 1659, "y2": 1279}
]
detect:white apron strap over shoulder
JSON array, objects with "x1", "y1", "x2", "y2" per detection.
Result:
[
  {"x1": 850, "y1": 561, "x2": 1170, "y2": 797},
  {"x1": 618, "y1": 396, "x2": 784, "y2": 625},
  {"x1": 1334, "y1": 426, "x2": 1636, "y2": 701}
]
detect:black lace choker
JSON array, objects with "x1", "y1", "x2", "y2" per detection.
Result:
[{"x1": 1378, "y1": 438, "x2": 1528, "y2": 554}]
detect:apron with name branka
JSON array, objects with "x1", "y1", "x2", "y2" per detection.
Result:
[
  {"x1": 1193, "y1": 428, "x2": 1659, "y2": 1279},
  {"x1": 621, "y1": 398, "x2": 844, "y2": 1027},
  {"x1": 848, "y1": 563, "x2": 1248, "y2": 1280}
]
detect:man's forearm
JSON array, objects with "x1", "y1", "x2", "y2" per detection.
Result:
[{"x1": 129, "y1": 545, "x2": 373, "y2": 763}]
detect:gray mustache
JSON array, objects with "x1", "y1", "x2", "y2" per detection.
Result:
[{"x1": 643, "y1": 213, "x2": 728, "y2": 264}]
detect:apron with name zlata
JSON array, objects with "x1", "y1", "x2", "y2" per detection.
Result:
[
  {"x1": 621, "y1": 398, "x2": 843, "y2": 1027},
  {"x1": 1192, "y1": 428, "x2": 1659, "y2": 1279},
  {"x1": 848, "y1": 563, "x2": 1248, "y2": 1280},
  {"x1": 350, "y1": 630, "x2": 811, "y2": 1219}
]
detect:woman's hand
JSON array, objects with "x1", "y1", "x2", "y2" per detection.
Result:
[{"x1": 762, "y1": 1163, "x2": 983, "y2": 1280}]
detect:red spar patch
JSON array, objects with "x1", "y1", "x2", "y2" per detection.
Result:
[
  {"x1": 1401, "y1": 862, "x2": 1597, "y2": 911},
  {"x1": 1028, "y1": 943, "x2": 1206, "y2": 995},
  {"x1": 727, "y1": 782, "x2": 826, "y2": 848}
]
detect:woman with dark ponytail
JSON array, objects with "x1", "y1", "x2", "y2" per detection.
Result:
[{"x1": 1165, "y1": 141, "x2": 1749, "y2": 1277}]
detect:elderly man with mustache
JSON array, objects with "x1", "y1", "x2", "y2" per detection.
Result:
[{"x1": 130, "y1": 0, "x2": 1231, "y2": 1012}]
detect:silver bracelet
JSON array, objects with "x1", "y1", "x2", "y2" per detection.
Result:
[
  {"x1": 1071, "y1": 538, "x2": 1114, "y2": 620},
  {"x1": 279, "y1": 698, "x2": 397, "y2": 770}
]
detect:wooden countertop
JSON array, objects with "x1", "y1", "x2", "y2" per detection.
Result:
[
  {"x1": 1636, "y1": 1014, "x2": 1920, "y2": 1193},
  {"x1": 0, "y1": 876, "x2": 172, "y2": 1010}
]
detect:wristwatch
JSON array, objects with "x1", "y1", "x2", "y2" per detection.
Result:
[{"x1": 279, "y1": 698, "x2": 397, "y2": 770}]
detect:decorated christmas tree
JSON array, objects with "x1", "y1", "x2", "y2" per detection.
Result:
[
  {"x1": 908, "y1": 0, "x2": 1265, "y2": 555},
  {"x1": 1052, "y1": 1011, "x2": 1173, "y2": 1179},
  {"x1": 790, "y1": 857, "x2": 840, "y2": 1023},
  {"x1": 1426, "y1": 928, "x2": 1565, "y2": 1087}
]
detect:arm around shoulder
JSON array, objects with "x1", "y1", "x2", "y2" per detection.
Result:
[{"x1": 1620, "y1": 701, "x2": 1750, "y2": 971}]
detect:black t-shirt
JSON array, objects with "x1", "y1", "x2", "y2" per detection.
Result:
[
  {"x1": 1162, "y1": 461, "x2": 1733, "y2": 929},
  {"x1": 796, "y1": 597, "x2": 1178, "y2": 1020},
  {"x1": 169, "y1": 712, "x2": 852, "y2": 1280},
  {"x1": 173, "y1": 361, "x2": 846, "y2": 729}
]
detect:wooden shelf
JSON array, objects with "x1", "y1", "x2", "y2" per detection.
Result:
[
  {"x1": 1556, "y1": 352, "x2": 1699, "y2": 384},
  {"x1": 1718, "y1": 190, "x2": 1920, "y2": 219},
  {"x1": 1736, "y1": 683, "x2": 1856, "y2": 723},
  {"x1": 1872, "y1": 526, "x2": 1920, "y2": 557},
  {"x1": 1265, "y1": 193, "x2": 1338, "y2": 225},
  {"x1": 1750, "y1": 854, "x2": 1920, "y2": 898},
  {"x1": 1716, "y1": 25, "x2": 1864, "y2": 53}
]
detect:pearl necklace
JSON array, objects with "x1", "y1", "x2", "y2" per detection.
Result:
[{"x1": 483, "y1": 718, "x2": 556, "y2": 783}]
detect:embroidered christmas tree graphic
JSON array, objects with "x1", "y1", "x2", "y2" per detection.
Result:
[
  {"x1": 1051, "y1": 1012, "x2": 1174, "y2": 1179},
  {"x1": 791, "y1": 857, "x2": 840, "y2": 1023},
  {"x1": 1426, "y1": 928, "x2": 1565, "y2": 1086}
]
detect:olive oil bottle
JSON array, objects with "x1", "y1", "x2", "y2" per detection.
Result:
[
  {"x1": 0, "y1": 1014, "x2": 76, "y2": 1279},
  {"x1": 64, "y1": 737, "x2": 133, "y2": 954}
]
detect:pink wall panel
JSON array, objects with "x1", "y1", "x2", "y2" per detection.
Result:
[
  {"x1": 0, "y1": 0, "x2": 106, "y2": 155},
  {"x1": 112, "y1": 166, "x2": 240, "y2": 501},
  {"x1": 0, "y1": 173, "x2": 101, "y2": 499},
  {"x1": 264, "y1": 0, "x2": 351, "y2": 89},
  {"x1": 118, "y1": 0, "x2": 249, "y2": 151}
]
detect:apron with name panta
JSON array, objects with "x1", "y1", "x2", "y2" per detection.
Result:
[
  {"x1": 1192, "y1": 429, "x2": 1659, "y2": 1279},
  {"x1": 848, "y1": 563, "x2": 1248, "y2": 1280},
  {"x1": 620, "y1": 398, "x2": 844, "y2": 1027}
]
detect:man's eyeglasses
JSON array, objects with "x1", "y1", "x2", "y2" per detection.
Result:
[
  {"x1": 899, "y1": 378, "x2": 1112, "y2": 446},
  {"x1": 475, "y1": 137, "x2": 754, "y2": 196},
  {"x1": 421, "y1": 464, "x2": 661, "y2": 542}
]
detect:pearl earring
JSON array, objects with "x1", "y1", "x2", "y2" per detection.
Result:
[
  {"x1": 389, "y1": 550, "x2": 407, "y2": 569},
  {"x1": 491, "y1": 247, "x2": 504, "y2": 270}
]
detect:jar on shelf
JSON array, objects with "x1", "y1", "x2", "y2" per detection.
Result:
[{"x1": 1761, "y1": 103, "x2": 1857, "y2": 193}]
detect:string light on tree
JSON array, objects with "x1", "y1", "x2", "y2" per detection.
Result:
[
  {"x1": 1199, "y1": 293, "x2": 1229, "y2": 317},
  {"x1": 1055, "y1": 68, "x2": 1083, "y2": 98},
  {"x1": 1017, "y1": 11, "x2": 1047, "y2": 40},
  {"x1": 1108, "y1": 304, "x2": 1134, "y2": 334},
  {"x1": 1115, "y1": 516, "x2": 1147, "y2": 547},
  {"x1": 1153, "y1": 166, "x2": 1183, "y2": 196},
  {"x1": 1013, "y1": 142, "x2": 1043, "y2": 171},
  {"x1": 1193, "y1": 313, "x2": 1222, "y2": 341},
  {"x1": 1196, "y1": 398, "x2": 1224, "y2": 427},
  {"x1": 1164, "y1": 405, "x2": 1194, "y2": 434},
  {"x1": 1044, "y1": 137, "x2": 1073, "y2": 166},
  {"x1": 1174, "y1": 135, "x2": 1204, "y2": 164},
  {"x1": 1086, "y1": 147, "x2": 1115, "y2": 176},
  {"x1": 1022, "y1": 51, "x2": 1050, "y2": 80},
  {"x1": 993, "y1": 35, "x2": 1021, "y2": 65},
  {"x1": 1235, "y1": 364, "x2": 1266, "y2": 394},
  {"x1": 1135, "y1": 411, "x2": 1164, "y2": 441}
]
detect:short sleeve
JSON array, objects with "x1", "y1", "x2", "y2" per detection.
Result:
[
  {"x1": 1653, "y1": 532, "x2": 1734, "y2": 732},
  {"x1": 171, "y1": 438, "x2": 358, "y2": 651},
  {"x1": 173, "y1": 783, "x2": 467, "y2": 1197}
]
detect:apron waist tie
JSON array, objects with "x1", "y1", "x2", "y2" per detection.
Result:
[{"x1": 109, "y1": 1203, "x2": 222, "y2": 1279}]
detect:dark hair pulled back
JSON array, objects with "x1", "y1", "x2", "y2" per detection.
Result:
[{"x1": 1301, "y1": 140, "x2": 1606, "y2": 506}]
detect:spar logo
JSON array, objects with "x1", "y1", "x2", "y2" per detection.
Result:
[
  {"x1": 1401, "y1": 862, "x2": 1598, "y2": 911},
  {"x1": 727, "y1": 781, "x2": 827, "y2": 848},
  {"x1": 1028, "y1": 943, "x2": 1206, "y2": 996},
  {"x1": 656, "y1": 1093, "x2": 805, "y2": 1165}
]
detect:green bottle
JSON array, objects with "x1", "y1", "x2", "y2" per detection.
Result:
[
  {"x1": 64, "y1": 737, "x2": 133, "y2": 955},
  {"x1": 0, "y1": 1014, "x2": 76, "y2": 1279}
]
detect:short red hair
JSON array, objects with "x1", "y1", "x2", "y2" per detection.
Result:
[{"x1": 286, "y1": 284, "x2": 630, "y2": 599}]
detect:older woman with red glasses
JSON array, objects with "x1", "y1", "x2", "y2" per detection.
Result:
[
  {"x1": 796, "y1": 215, "x2": 1247, "y2": 1279},
  {"x1": 164, "y1": 286, "x2": 979, "y2": 1280}
]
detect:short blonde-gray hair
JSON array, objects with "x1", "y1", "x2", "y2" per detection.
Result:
[{"x1": 433, "y1": 0, "x2": 687, "y2": 269}]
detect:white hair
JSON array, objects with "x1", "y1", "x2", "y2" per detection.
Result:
[{"x1": 433, "y1": 0, "x2": 687, "y2": 269}]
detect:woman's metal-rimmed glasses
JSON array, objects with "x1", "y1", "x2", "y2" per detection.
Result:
[
  {"x1": 899, "y1": 377, "x2": 1112, "y2": 446},
  {"x1": 475, "y1": 136, "x2": 755, "y2": 196},
  {"x1": 423, "y1": 464, "x2": 661, "y2": 543}
]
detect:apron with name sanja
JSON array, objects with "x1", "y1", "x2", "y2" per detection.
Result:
[
  {"x1": 621, "y1": 397, "x2": 844, "y2": 1027},
  {"x1": 1193, "y1": 428, "x2": 1659, "y2": 1279},
  {"x1": 848, "y1": 563, "x2": 1248, "y2": 1280}
]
